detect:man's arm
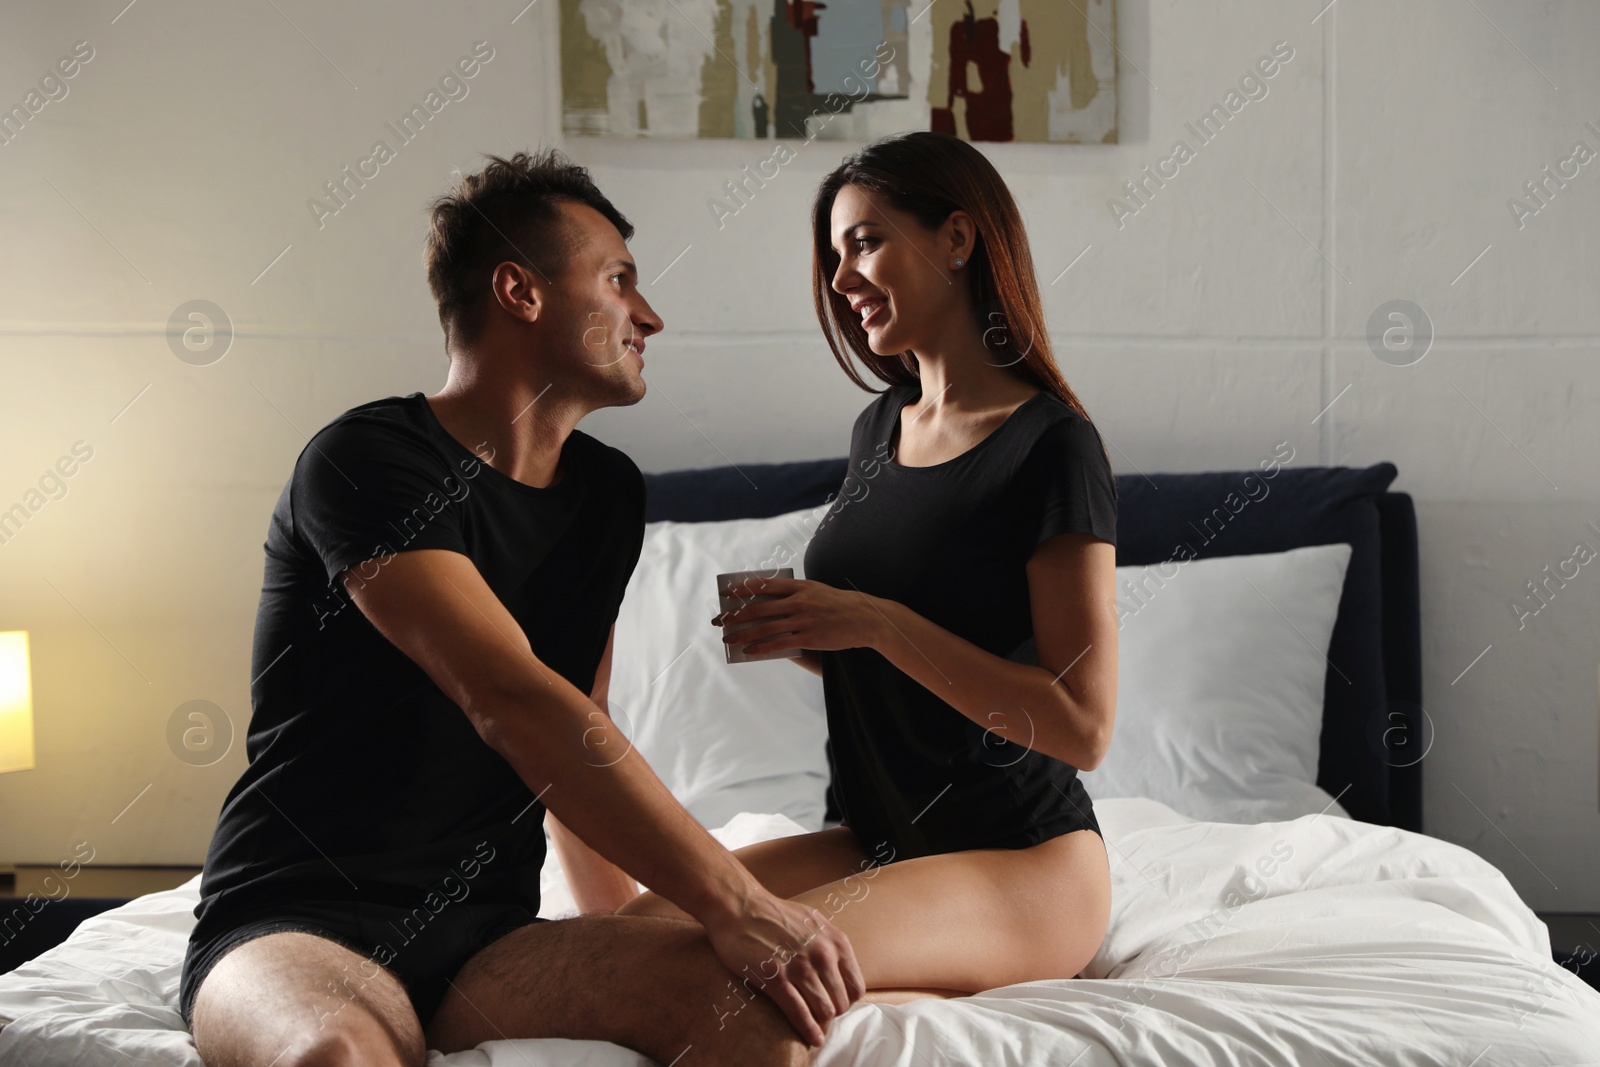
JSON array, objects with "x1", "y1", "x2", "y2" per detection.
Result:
[
  {"x1": 343, "y1": 549, "x2": 861, "y2": 1046},
  {"x1": 548, "y1": 624, "x2": 639, "y2": 914}
]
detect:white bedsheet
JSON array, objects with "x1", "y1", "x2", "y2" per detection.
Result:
[{"x1": 2, "y1": 799, "x2": 1596, "y2": 1066}]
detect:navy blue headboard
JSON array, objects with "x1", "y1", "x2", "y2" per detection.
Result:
[{"x1": 643, "y1": 459, "x2": 1423, "y2": 833}]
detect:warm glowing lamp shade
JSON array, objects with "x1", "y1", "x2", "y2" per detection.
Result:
[{"x1": 0, "y1": 631, "x2": 35, "y2": 774}]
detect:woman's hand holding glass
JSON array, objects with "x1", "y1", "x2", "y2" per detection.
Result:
[{"x1": 711, "y1": 576, "x2": 884, "y2": 657}]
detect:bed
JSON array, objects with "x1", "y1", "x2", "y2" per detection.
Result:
[{"x1": 2, "y1": 457, "x2": 1597, "y2": 1065}]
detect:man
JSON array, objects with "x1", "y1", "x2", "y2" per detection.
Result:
[{"x1": 182, "y1": 149, "x2": 863, "y2": 1067}]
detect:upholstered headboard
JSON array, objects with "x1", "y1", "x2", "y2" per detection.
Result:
[{"x1": 643, "y1": 459, "x2": 1423, "y2": 833}]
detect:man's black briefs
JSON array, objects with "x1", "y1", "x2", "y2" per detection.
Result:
[{"x1": 179, "y1": 897, "x2": 548, "y2": 1030}]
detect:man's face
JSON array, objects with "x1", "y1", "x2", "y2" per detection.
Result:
[{"x1": 538, "y1": 201, "x2": 663, "y2": 409}]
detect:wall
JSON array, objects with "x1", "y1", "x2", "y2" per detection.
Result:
[{"x1": 0, "y1": 0, "x2": 1595, "y2": 910}]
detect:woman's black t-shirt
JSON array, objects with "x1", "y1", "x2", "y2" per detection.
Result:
[{"x1": 803, "y1": 383, "x2": 1118, "y2": 861}]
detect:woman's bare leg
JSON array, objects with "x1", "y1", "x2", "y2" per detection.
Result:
[
  {"x1": 616, "y1": 825, "x2": 876, "y2": 922},
  {"x1": 616, "y1": 832, "x2": 967, "y2": 1003},
  {"x1": 618, "y1": 825, "x2": 1111, "y2": 994},
  {"x1": 860, "y1": 987, "x2": 964, "y2": 1004}
]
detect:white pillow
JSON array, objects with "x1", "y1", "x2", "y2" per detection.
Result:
[
  {"x1": 607, "y1": 505, "x2": 834, "y2": 831},
  {"x1": 1078, "y1": 542, "x2": 1355, "y2": 824}
]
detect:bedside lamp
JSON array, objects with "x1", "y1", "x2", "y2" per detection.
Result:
[{"x1": 0, "y1": 631, "x2": 35, "y2": 774}]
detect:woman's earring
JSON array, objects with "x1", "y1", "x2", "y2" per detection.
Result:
[{"x1": 953, "y1": 257, "x2": 965, "y2": 269}]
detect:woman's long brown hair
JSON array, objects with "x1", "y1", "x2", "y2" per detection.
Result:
[{"x1": 811, "y1": 131, "x2": 1097, "y2": 429}]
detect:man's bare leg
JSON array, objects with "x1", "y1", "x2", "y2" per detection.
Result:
[
  {"x1": 427, "y1": 913, "x2": 815, "y2": 1067},
  {"x1": 190, "y1": 931, "x2": 426, "y2": 1067},
  {"x1": 191, "y1": 918, "x2": 815, "y2": 1067}
]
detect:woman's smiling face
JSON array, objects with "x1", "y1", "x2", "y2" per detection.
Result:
[{"x1": 828, "y1": 183, "x2": 964, "y2": 357}]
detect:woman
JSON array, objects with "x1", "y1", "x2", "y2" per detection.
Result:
[{"x1": 618, "y1": 131, "x2": 1118, "y2": 1003}]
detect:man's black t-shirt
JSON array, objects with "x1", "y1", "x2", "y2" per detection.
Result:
[
  {"x1": 192, "y1": 392, "x2": 644, "y2": 927},
  {"x1": 803, "y1": 384, "x2": 1118, "y2": 861}
]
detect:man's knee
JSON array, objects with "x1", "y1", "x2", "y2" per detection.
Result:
[
  {"x1": 654, "y1": 935, "x2": 816, "y2": 1067},
  {"x1": 197, "y1": 1013, "x2": 420, "y2": 1067},
  {"x1": 189, "y1": 931, "x2": 424, "y2": 1067},
  {"x1": 268, "y1": 1026, "x2": 412, "y2": 1067}
]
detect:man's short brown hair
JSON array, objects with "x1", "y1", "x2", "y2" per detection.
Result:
[{"x1": 424, "y1": 148, "x2": 634, "y2": 348}]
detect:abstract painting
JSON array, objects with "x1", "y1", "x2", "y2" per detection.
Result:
[{"x1": 560, "y1": 0, "x2": 1117, "y2": 143}]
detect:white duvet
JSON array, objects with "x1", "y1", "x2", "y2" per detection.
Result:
[{"x1": 2, "y1": 799, "x2": 1596, "y2": 1066}]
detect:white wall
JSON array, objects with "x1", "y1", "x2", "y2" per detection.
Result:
[{"x1": 1, "y1": 1, "x2": 1595, "y2": 910}]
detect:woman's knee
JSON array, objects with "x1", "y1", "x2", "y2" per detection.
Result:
[{"x1": 613, "y1": 889, "x2": 688, "y2": 919}]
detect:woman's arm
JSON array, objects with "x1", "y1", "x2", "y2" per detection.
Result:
[
  {"x1": 792, "y1": 649, "x2": 825, "y2": 677},
  {"x1": 553, "y1": 621, "x2": 641, "y2": 913},
  {"x1": 549, "y1": 809, "x2": 639, "y2": 914},
  {"x1": 723, "y1": 533, "x2": 1118, "y2": 770},
  {"x1": 865, "y1": 533, "x2": 1117, "y2": 770}
]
